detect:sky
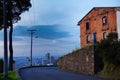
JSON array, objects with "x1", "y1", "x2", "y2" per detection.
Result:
[{"x1": 0, "y1": 0, "x2": 120, "y2": 58}]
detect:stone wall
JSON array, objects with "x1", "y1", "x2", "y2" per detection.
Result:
[{"x1": 58, "y1": 46, "x2": 95, "y2": 75}]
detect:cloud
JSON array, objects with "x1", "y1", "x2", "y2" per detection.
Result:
[
  {"x1": 13, "y1": 25, "x2": 71, "y2": 41},
  {"x1": 1, "y1": 0, "x2": 119, "y2": 57},
  {"x1": 16, "y1": 0, "x2": 120, "y2": 26},
  {"x1": 0, "y1": 24, "x2": 79, "y2": 57}
]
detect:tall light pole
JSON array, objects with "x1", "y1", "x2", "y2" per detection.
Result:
[
  {"x1": 28, "y1": 30, "x2": 36, "y2": 66},
  {"x1": 3, "y1": 0, "x2": 8, "y2": 77}
]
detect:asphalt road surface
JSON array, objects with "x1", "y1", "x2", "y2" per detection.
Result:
[{"x1": 19, "y1": 67, "x2": 103, "y2": 80}]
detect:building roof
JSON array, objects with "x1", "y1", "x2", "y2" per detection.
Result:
[{"x1": 77, "y1": 7, "x2": 120, "y2": 26}]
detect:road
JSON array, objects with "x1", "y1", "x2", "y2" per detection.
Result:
[{"x1": 19, "y1": 67, "x2": 103, "y2": 80}]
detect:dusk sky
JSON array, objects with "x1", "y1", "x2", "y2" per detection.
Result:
[{"x1": 0, "y1": 0, "x2": 120, "y2": 58}]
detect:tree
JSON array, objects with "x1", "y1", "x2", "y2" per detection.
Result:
[
  {"x1": 95, "y1": 32, "x2": 120, "y2": 64},
  {"x1": 95, "y1": 32, "x2": 120, "y2": 73},
  {"x1": 8, "y1": 0, "x2": 31, "y2": 70},
  {"x1": 0, "y1": 0, "x2": 32, "y2": 70}
]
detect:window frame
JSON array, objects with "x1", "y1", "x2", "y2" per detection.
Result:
[
  {"x1": 103, "y1": 32, "x2": 108, "y2": 39},
  {"x1": 86, "y1": 35, "x2": 91, "y2": 43},
  {"x1": 102, "y1": 16, "x2": 107, "y2": 25},
  {"x1": 86, "y1": 22, "x2": 90, "y2": 30}
]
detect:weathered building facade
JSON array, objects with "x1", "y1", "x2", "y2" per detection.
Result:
[{"x1": 78, "y1": 7, "x2": 120, "y2": 47}]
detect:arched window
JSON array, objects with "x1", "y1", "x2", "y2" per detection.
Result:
[
  {"x1": 86, "y1": 35, "x2": 91, "y2": 43},
  {"x1": 103, "y1": 32, "x2": 108, "y2": 39},
  {"x1": 92, "y1": 33, "x2": 97, "y2": 44},
  {"x1": 86, "y1": 22, "x2": 90, "y2": 30},
  {"x1": 102, "y1": 16, "x2": 107, "y2": 25}
]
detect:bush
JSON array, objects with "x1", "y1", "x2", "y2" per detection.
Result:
[
  {"x1": 95, "y1": 32, "x2": 120, "y2": 66},
  {"x1": 0, "y1": 71, "x2": 19, "y2": 80},
  {"x1": 95, "y1": 32, "x2": 120, "y2": 79}
]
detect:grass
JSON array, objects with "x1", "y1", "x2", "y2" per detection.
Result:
[
  {"x1": 0, "y1": 71, "x2": 19, "y2": 80},
  {"x1": 99, "y1": 70, "x2": 120, "y2": 80},
  {"x1": 99, "y1": 62, "x2": 120, "y2": 80}
]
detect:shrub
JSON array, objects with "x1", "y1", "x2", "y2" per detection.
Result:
[
  {"x1": 95, "y1": 32, "x2": 120, "y2": 66},
  {"x1": 95, "y1": 32, "x2": 120, "y2": 79},
  {"x1": 0, "y1": 71, "x2": 19, "y2": 80}
]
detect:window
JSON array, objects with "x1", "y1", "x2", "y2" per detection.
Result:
[
  {"x1": 102, "y1": 16, "x2": 107, "y2": 25},
  {"x1": 92, "y1": 33, "x2": 97, "y2": 44},
  {"x1": 86, "y1": 35, "x2": 91, "y2": 43},
  {"x1": 86, "y1": 22, "x2": 90, "y2": 30},
  {"x1": 103, "y1": 32, "x2": 108, "y2": 39}
]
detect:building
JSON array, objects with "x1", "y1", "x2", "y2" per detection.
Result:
[
  {"x1": 42, "y1": 59, "x2": 50, "y2": 65},
  {"x1": 45, "y1": 53, "x2": 50, "y2": 61},
  {"x1": 78, "y1": 7, "x2": 120, "y2": 48},
  {"x1": 50, "y1": 56, "x2": 56, "y2": 65},
  {"x1": 42, "y1": 53, "x2": 57, "y2": 65}
]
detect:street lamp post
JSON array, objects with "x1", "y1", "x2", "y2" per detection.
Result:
[{"x1": 28, "y1": 30, "x2": 36, "y2": 66}]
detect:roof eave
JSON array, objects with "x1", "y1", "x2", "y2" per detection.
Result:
[
  {"x1": 77, "y1": 7, "x2": 120, "y2": 26},
  {"x1": 77, "y1": 7, "x2": 95, "y2": 26}
]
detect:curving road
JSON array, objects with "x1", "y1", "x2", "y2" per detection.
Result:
[{"x1": 19, "y1": 67, "x2": 103, "y2": 80}]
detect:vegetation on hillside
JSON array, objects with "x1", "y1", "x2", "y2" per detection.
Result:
[
  {"x1": 58, "y1": 32, "x2": 120, "y2": 79},
  {"x1": 0, "y1": 71, "x2": 19, "y2": 80},
  {"x1": 95, "y1": 32, "x2": 120, "y2": 79}
]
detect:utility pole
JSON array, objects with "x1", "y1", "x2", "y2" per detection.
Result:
[
  {"x1": 3, "y1": 0, "x2": 8, "y2": 77},
  {"x1": 28, "y1": 30, "x2": 36, "y2": 66}
]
